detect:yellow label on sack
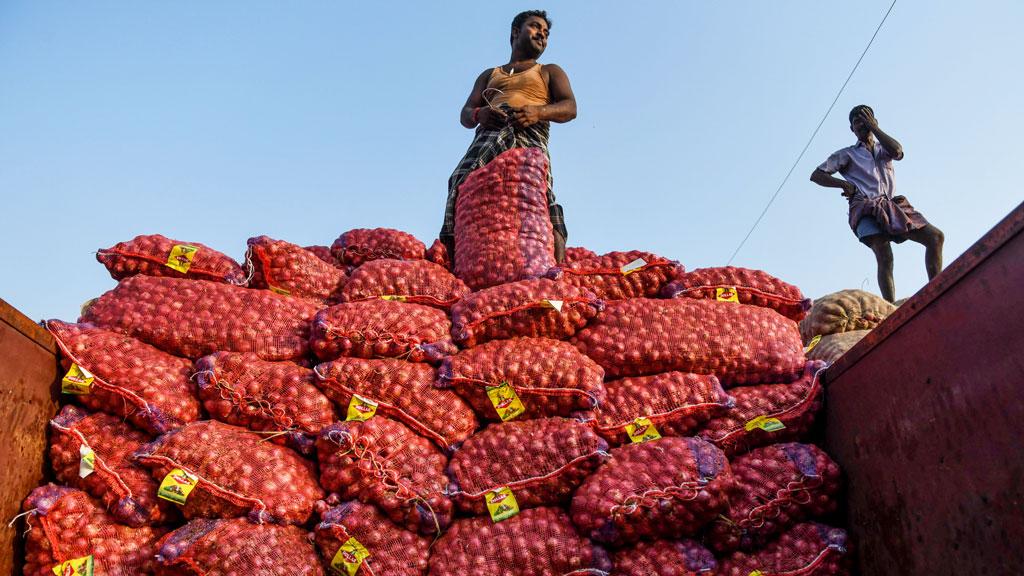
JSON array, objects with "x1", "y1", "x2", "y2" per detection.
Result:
[
  {"x1": 715, "y1": 287, "x2": 740, "y2": 303},
  {"x1": 749, "y1": 571, "x2": 765, "y2": 576},
  {"x1": 79, "y1": 298, "x2": 98, "y2": 317},
  {"x1": 52, "y1": 555, "x2": 93, "y2": 576},
  {"x1": 61, "y1": 364, "x2": 94, "y2": 395},
  {"x1": 79, "y1": 445, "x2": 96, "y2": 479},
  {"x1": 745, "y1": 415, "x2": 786, "y2": 433},
  {"x1": 539, "y1": 299, "x2": 564, "y2": 312},
  {"x1": 346, "y1": 394, "x2": 378, "y2": 422},
  {"x1": 620, "y1": 257, "x2": 647, "y2": 275},
  {"x1": 165, "y1": 244, "x2": 199, "y2": 273},
  {"x1": 486, "y1": 382, "x2": 525, "y2": 422},
  {"x1": 329, "y1": 536, "x2": 370, "y2": 576},
  {"x1": 158, "y1": 468, "x2": 198, "y2": 505},
  {"x1": 380, "y1": 294, "x2": 409, "y2": 302},
  {"x1": 485, "y1": 487, "x2": 520, "y2": 522},
  {"x1": 268, "y1": 285, "x2": 291, "y2": 296},
  {"x1": 625, "y1": 417, "x2": 662, "y2": 443},
  {"x1": 804, "y1": 334, "x2": 822, "y2": 354}
]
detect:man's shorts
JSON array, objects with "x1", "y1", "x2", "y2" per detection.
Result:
[{"x1": 856, "y1": 216, "x2": 910, "y2": 245}]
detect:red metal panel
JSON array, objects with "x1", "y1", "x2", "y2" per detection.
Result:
[
  {"x1": 0, "y1": 298, "x2": 59, "y2": 576},
  {"x1": 824, "y1": 201, "x2": 1024, "y2": 574}
]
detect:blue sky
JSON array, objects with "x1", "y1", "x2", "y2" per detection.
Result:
[{"x1": 2, "y1": 2, "x2": 1021, "y2": 321}]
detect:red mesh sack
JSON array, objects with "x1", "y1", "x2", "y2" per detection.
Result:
[
  {"x1": 81, "y1": 275, "x2": 318, "y2": 361},
  {"x1": 662, "y1": 266, "x2": 811, "y2": 322},
  {"x1": 570, "y1": 436, "x2": 735, "y2": 545},
  {"x1": 317, "y1": 418, "x2": 453, "y2": 536},
  {"x1": 708, "y1": 443, "x2": 842, "y2": 552},
  {"x1": 340, "y1": 258, "x2": 470, "y2": 309},
  {"x1": 49, "y1": 405, "x2": 176, "y2": 527},
  {"x1": 612, "y1": 539, "x2": 718, "y2": 576},
  {"x1": 20, "y1": 484, "x2": 167, "y2": 576},
  {"x1": 46, "y1": 320, "x2": 199, "y2": 435},
  {"x1": 717, "y1": 523, "x2": 851, "y2": 576},
  {"x1": 96, "y1": 233, "x2": 246, "y2": 284},
  {"x1": 571, "y1": 298, "x2": 806, "y2": 384},
  {"x1": 447, "y1": 418, "x2": 610, "y2": 515},
  {"x1": 698, "y1": 361, "x2": 825, "y2": 457},
  {"x1": 314, "y1": 501, "x2": 430, "y2": 576},
  {"x1": 453, "y1": 147, "x2": 555, "y2": 290},
  {"x1": 155, "y1": 518, "x2": 322, "y2": 576},
  {"x1": 594, "y1": 372, "x2": 733, "y2": 446},
  {"x1": 450, "y1": 278, "x2": 602, "y2": 348},
  {"x1": 331, "y1": 227, "x2": 426, "y2": 266},
  {"x1": 194, "y1": 352, "x2": 336, "y2": 455},
  {"x1": 564, "y1": 246, "x2": 599, "y2": 263},
  {"x1": 246, "y1": 235, "x2": 348, "y2": 303},
  {"x1": 310, "y1": 299, "x2": 456, "y2": 364},
  {"x1": 547, "y1": 250, "x2": 683, "y2": 301},
  {"x1": 313, "y1": 357, "x2": 477, "y2": 451},
  {"x1": 429, "y1": 506, "x2": 612, "y2": 576},
  {"x1": 438, "y1": 337, "x2": 606, "y2": 422},
  {"x1": 304, "y1": 244, "x2": 341, "y2": 266},
  {"x1": 134, "y1": 420, "x2": 323, "y2": 524},
  {"x1": 425, "y1": 238, "x2": 452, "y2": 270}
]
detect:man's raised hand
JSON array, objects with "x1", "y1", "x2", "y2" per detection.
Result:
[{"x1": 856, "y1": 108, "x2": 879, "y2": 132}]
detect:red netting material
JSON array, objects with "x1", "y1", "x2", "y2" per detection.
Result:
[
  {"x1": 662, "y1": 266, "x2": 811, "y2": 322},
  {"x1": 429, "y1": 506, "x2": 612, "y2": 576},
  {"x1": 570, "y1": 436, "x2": 735, "y2": 546},
  {"x1": 48, "y1": 405, "x2": 176, "y2": 527},
  {"x1": 304, "y1": 244, "x2": 341, "y2": 266},
  {"x1": 21, "y1": 484, "x2": 167, "y2": 576},
  {"x1": 547, "y1": 250, "x2": 683, "y2": 301},
  {"x1": 314, "y1": 501, "x2": 430, "y2": 576},
  {"x1": 594, "y1": 372, "x2": 733, "y2": 446},
  {"x1": 450, "y1": 278, "x2": 603, "y2": 348},
  {"x1": 96, "y1": 233, "x2": 246, "y2": 285},
  {"x1": 313, "y1": 357, "x2": 478, "y2": 451},
  {"x1": 698, "y1": 361, "x2": 825, "y2": 457},
  {"x1": 134, "y1": 420, "x2": 323, "y2": 524},
  {"x1": 708, "y1": 443, "x2": 842, "y2": 552},
  {"x1": 310, "y1": 299, "x2": 456, "y2": 364},
  {"x1": 331, "y1": 227, "x2": 426, "y2": 267},
  {"x1": 340, "y1": 258, "x2": 471, "y2": 310},
  {"x1": 425, "y1": 238, "x2": 452, "y2": 270},
  {"x1": 316, "y1": 418, "x2": 453, "y2": 536},
  {"x1": 447, "y1": 418, "x2": 610, "y2": 515},
  {"x1": 155, "y1": 518, "x2": 323, "y2": 576},
  {"x1": 570, "y1": 298, "x2": 806, "y2": 384},
  {"x1": 564, "y1": 246, "x2": 599, "y2": 263},
  {"x1": 438, "y1": 337, "x2": 606, "y2": 422},
  {"x1": 81, "y1": 275, "x2": 318, "y2": 361},
  {"x1": 717, "y1": 523, "x2": 851, "y2": 576},
  {"x1": 246, "y1": 235, "x2": 348, "y2": 303},
  {"x1": 453, "y1": 147, "x2": 555, "y2": 290},
  {"x1": 194, "y1": 352, "x2": 336, "y2": 456},
  {"x1": 611, "y1": 539, "x2": 718, "y2": 576},
  {"x1": 46, "y1": 320, "x2": 199, "y2": 435}
]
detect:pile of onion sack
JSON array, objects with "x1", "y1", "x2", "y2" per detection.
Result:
[{"x1": 19, "y1": 149, "x2": 854, "y2": 575}]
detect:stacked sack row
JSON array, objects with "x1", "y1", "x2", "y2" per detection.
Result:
[{"x1": 20, "y1": 147, "x2": 851, "y2": 575}]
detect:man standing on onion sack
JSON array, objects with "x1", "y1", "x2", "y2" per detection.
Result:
[
  {"x1": 440, "y1": 9, "x2": 577, "y2": 263},
  {"x1": 810, "y1": 105, "x2": 945, "y2": 302}
]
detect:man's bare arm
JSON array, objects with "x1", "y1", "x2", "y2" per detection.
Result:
[
  {"x1": 461, "y1": 69, "x2": 506, "y2": 129},
  {"x1": 510, "y1": 64, "x2": 577, "y2": 128},
  {"x1": 810, "y1": 169, "x2": 857, "y2": 198},
  {"x1": 857, "y1": 108, "x2": 904, "y2": 160}
]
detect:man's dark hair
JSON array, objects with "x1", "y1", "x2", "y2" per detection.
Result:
[
  {"x1": 510, "y1": 10, "x2": 551, "y2": 45},
  {"x1": 849, "y1": 104, "x2": 874, "y2": 123}
]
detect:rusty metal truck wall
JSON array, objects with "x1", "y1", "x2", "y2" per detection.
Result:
[
  {"x1": 0, "y1": 299, "x2": 59, "y2": 576},
  {"x1": 824, "y1": 201, "x2": 1024, "y2": 574}
]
